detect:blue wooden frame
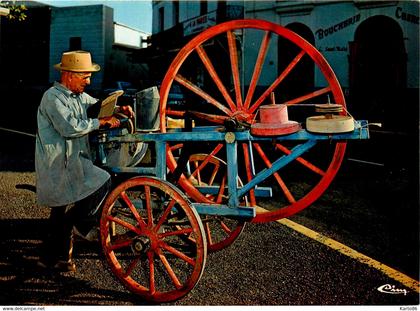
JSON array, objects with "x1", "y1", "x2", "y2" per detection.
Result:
[{"x1": 95, "y1": 120, "x2": 369, "y2": 220}]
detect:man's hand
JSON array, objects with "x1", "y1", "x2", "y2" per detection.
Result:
[
  {"x1": 117, "y1": 105, "x2": 135, "y2": 119},
  {"x1": 99, "y1": 116, "x2": 121, "y2": 129}
]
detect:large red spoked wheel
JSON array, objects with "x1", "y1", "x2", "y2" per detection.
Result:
[
  {"x1": 100, "y1": 177, "x2": 207, "y2": 303},
  {"x1": 160, "y1": 19, "x2": 347, "y2": 223}
]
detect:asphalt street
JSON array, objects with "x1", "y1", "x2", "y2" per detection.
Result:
[{"x1": 0, "y1": 167, "x2": 418, "y2": 306}]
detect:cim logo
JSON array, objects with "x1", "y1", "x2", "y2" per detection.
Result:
[{"x1": 377, "y1": 284, "x2": 408, "y2": 296}]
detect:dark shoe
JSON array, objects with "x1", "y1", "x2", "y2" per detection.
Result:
[{"x1": 37, "y1": 259, "x2": 76, "y2": 272}]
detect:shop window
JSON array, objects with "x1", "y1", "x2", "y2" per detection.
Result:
[
  {"x1": 69, "y1": 37, "x2": 82, "y2": 50},
  {"x1": 173, "y1": 0, "x2": 179, "y2": 25},
  {"x1": 200, "y1": 1, "x2": 207, "y2": 16},
  {"x1": 159, "y1": 7, "x2": 164, "y2": 32}
]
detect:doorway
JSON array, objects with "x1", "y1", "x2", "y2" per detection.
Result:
[
  {"x1": 349, "y1": 15, "x2": 407, "y2": 130},
  {"x1": 349, "y1": 15, "x2": 412, "y2": 171},
  {"x1": 277, "y1": 23, "x2": 315, "y2": 103}
]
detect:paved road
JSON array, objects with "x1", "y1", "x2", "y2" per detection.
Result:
[{"x1": 0, "y1": 168, "x2": 418, "y2": 306}]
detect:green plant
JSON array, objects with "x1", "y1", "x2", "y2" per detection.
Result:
[{"x1": 0, "y1": 1, "x2": 27, "y2": 21}]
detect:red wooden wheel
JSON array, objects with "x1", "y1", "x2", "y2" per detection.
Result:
[
  {"x1": 100, "y1": 176, "x2": 207, "y2": 303},
  {"x1": 159, "y1": 19, "x2": 347, "y2": 223}
]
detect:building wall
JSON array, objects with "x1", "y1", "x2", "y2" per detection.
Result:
[
  {"x1": 148, "y1": 0, "x2": 245, "y2": 82},
  {"x1": 49, "y1": 5, "x2": 114, "y2": 90},
  {"x1": 115, "y1": 23, "x2": 146, "y2": 48},
  {"x1": 152, "y1": 1, "x2": 208, "y2": 33},
  {"x1": 150, "y1": 0, "x2": 417, "y2": 99},
  {"x1": 152, "y1": 0, "x2": 242, "y2": 34},
  {"x1": 245, "y1": 1, "x2": 419, "y2": 90}
]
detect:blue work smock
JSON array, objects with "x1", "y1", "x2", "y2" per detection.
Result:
[{"x1": 35, "y1": 82, "x2": 110, "y2": 207}]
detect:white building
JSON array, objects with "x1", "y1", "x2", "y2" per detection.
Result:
[{"x1": 245, "y1": 1, "x2": 418, "y2": 92}]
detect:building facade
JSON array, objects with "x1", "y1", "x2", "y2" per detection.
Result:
[
  {"x1": 245, "y1": 0, "x2": 419, "y2": 129},
  {"x1": 152, "y1": 0, "x2": 244, "y2": 34},
  {"x1": 49, "y1": 4, "x2": 114, "y2": 91},
  {"x1": 0, "y1": 1, "x2": 149, "y2": 94},
  {"x1": 149, "y1": 0, "x2": 418, "y2": 135},
  {"x1": 145, "y1": 0, "x2": 244, "y2": 82},
  {"x1": 49, "y1": 5, "x2": 150, "y2": 92}
]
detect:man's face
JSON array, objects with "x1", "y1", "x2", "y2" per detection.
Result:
[{"x1": 67, "y1": 72, "x2": 92, "y2": 94}]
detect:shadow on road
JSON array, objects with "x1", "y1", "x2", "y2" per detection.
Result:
[{"x1": 0, "y1": 219, "x2": 150, "y2": 306}]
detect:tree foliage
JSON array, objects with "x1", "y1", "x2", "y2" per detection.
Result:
[{"x1": 0, "y1": 1, "x2": 27, "y2": 21}]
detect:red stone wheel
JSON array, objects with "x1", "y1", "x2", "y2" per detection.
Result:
[
  {"x1": 159, "y1": 19, "x2": 347, "y2": 223},
  {"x1": 183, "y1": 153, "x2": 246, "y2": 252},
  {"x1": 100, "y1": 176, "x2": 207, "y2": 303}
]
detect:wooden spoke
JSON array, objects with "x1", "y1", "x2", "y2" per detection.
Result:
[
  {"x1": 166, "y1": 109, "x2": 185, "y2": 117},
  {"x1": 148, "y1": 251, "x2": 156, "y2": 295},
  {"x1": 205, "y1": 222, "x2": 213, "y2": 246},
  {"x1": 109, "y1": 238, "x2": 134, "y2": 251},
  {"x1": 275, "y1": 143, "x2": 326, "y2": 176},
  {"x1": 190, "y1": 144, "x2": 223, "y2": 179},
  {"x1": 169, "y1": 143, "x2": 183, "y2": 152},
  {"x1": 175, "y1": 74, "x2": 232, "y2": 115},
  {"x1": 249, "y1": 50, "x2": 306, "y2": 114},
  {"x1": 216, "y1": 175, "x2": 226, "y2": 204},
  {"x1": 107, "y1": 215, "x2": 139, "y2": 234},
  {"x1": 208, "y1": 163, "x2": 219, "y2": 185},
  {"x1": 227, "y1": 30, "x2": 243, "y2": 109},
  {"x1": 282, "y1": 86, "x2": 331, "y2": 107},
  {"x1": 120, "y1": 191, "x2": 147, "y2": 231},
  {"x1": 154, "y1": 198, "x2": 177, "y2": 233},
  {"x1": 123, "y1": 255, "x2": 141, "y2": 278},
  {"x1": 188, "y1": 111, "x2": 229, "y2": 124},
  {"x1": 244, "y1": 31, "x2": 271, "y2": 109},
  {"x1": 160, "y1": 241, "x2": 196, "y2": 266},
  {"x1": 159, "y1": 227, "x2": 194, "y2": 239},
  {"x1": 242, "y1": 143, "x2": 256, "y2": 206},
  {"x1": 144, "y1": 185, "x2": 154, "y2": 228},
  {"x1": 157, "y1": 249, "x2": 183, "y2": 289},
  {"x1": 253, "y1": 143, "x2": 296, "y2": 204},
  {"x1": 193, "y1": 160, "x2": 202, "y2": 184},
  {"x1": 196, "y1": 45, "x2": 237, "y2": 112},
  {"x1": 220, "y1": 221, "x2": 232, "y2": 234}
]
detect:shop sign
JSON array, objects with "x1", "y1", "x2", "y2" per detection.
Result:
[
  {"x1": 184, "y1": 11, "x2": 217, "y2": 37},
  {"x1": 321, "y1": 46, "x2": 348, "y2": 52},
  {"x1": 315, "y1": 14, "x2": 361, "y2": 40}
]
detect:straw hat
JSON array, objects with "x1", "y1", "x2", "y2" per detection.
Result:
[{"x1": 54, "y1": 50, "x2": 100, "y2": 72}]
